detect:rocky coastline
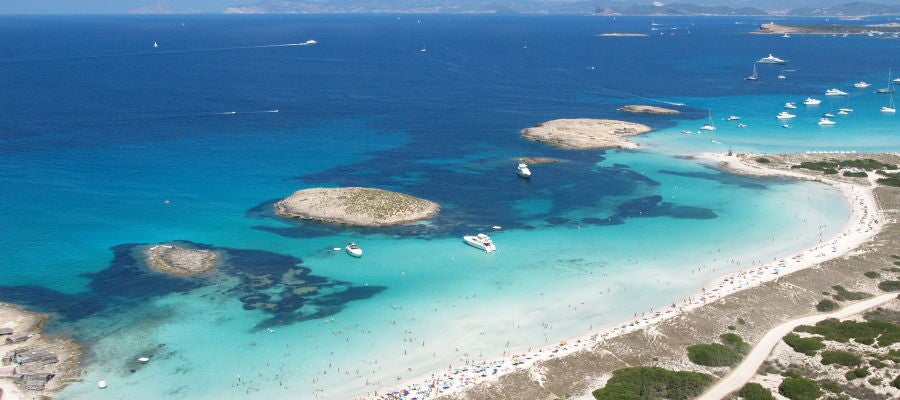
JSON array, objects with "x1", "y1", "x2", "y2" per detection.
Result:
[
  {"x1": 618, "y1": 104, "x2": 680, "y2": 114},
  {"x1": 146, "y1": 244, "x2": 219, "y2": 276}
]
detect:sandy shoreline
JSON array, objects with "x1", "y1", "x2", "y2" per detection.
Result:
[{"x1": 367, "y1": 152, "x2": 893, "y2": 400}]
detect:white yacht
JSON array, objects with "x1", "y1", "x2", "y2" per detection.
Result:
[
  {"x1": 854, "y1": 81, "x2": 871, "y2": 88},
  {"x1": 97, "y1": 380, "x2": 108, "y2": 389},
  {"x1": 516, "y1": 163, "x2": 532, "y2": 178},
  {"x1": 784, "y1": 102, "x2": 797, "y2": 109},
  {"x1": 757, "y1": 53, "x2": 787, "y2": 64},
  {"x1": 817, "y1": 118, "x2": 836, "y2": 125},
  {"x1": 699, "y1": 109, "x2": 716, "y2": 131},
  {"x1": 824, "y1": 88, "x2": 848, "y2": 96},
  {"x1": 777, "y1": 111, "x2": 796, "y2": 119},
  {"x1": 463, "y1": 233, "x2": 497, "y2": 253},
  {"x1": 838, "y1": 107, "x2": 854, "y2": 113},
  {"x1": 727, "y1": 115, "x2": 740, "y2": 121},
  {"x1": 822, "y1": 113, "x2": 836, "y2": 118},
  {"x1": 893, "y1": 78, "x2": 900, "y2": 84},
  {"x1": 345, "y1": 242, "x2": 363, "y2": 257},
  {"x1": 803, "y1": 97, "x2": 822, "y2": 105},
  {"x1": 303, "y1": 39, "x2": 318, "y2": 45}
]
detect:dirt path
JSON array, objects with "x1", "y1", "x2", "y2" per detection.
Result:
[{"x1": 697, "y1": 293, "x2": 898, "y2": 400}]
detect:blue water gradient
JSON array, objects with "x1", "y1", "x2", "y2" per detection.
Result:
[{"x1": 0, "y1": 14, "x2": 896, "y2": 399}]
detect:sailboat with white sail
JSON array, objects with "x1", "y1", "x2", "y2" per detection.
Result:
[
  {"x1": 881, "y1": 69, "x2": 896, "y2": 113},
  {"x1": 700, "y1": 109, "x2": 716, "y2": 131},
  {"x1": 745, "y1": 63, "x2": 758, "y2": 81}
]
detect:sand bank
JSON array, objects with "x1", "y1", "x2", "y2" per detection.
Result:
[
  {"x1": 275, "y1": 187, "x2": 440, "y2": 227},
  {"x1": 146, "y1": 244, "x2": 218, "y2": 276},
  {"x1": 367, "y1": 152, "x2": 894, "y2": 400},
  {"x1": 520, "y1": 118, "x2": 652, "y2": 150},
  {"x1": 0, "y1": 304, "x2": 81, "y2": 400}
]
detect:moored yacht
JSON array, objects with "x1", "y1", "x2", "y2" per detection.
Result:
[
  {"x1": 776, "y1": 111, "x2": 796, "y2": 119},
  {"x1": 345, "y1": 242, "x2": 363, "y2": 257},
  {"x1": 463, "y1": 233, "x2": 497, "y2": 253},
  {"x1": 817, "y1": 118, "x2": 836, "y2": 125},
  {"x1": 824, "y1": 88, "x2": 848, "y2": 96},
  {"x1": 784, "y1": 102, "x2": 797, "y2": 109},
  {"x1": 757, "y1": 53, "x2": 787, "y2": 64},
  {"x1": 516, "y1": 163, "x2": 532, "y2": 178},
  {"x1": 803, "y1": 97, "x2": 822, "y2": 105},
  {"x1": 853, "y1": 81, "x2": 871, "y2": 88},
  {"x1": 727, "y1": 115, "x2": 740, "y2": 121}
]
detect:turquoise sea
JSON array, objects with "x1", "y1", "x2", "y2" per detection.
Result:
[{"x1": 0, "y1": 14, "x2": 897, "y2": 399}]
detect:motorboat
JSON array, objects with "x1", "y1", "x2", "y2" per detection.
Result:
[
  {"x1": 822, "y1": 113, "x2": 836, "y2": 118},
  {"x1": 776, "y1": 111, "x2": 796, "y2": 119},
  {"x1": 838, "y1": 107, "x2": 854, "y2": 113},
  {"x1": 876, "y1": 88, "x2": 895, "y2": 94},
  {"x1": 837, "y1": 110, "x2": 849, "y2": 115},
  {"x1": 824, "y1": 88, "x2": 848, "y2": 96},
  {"x1": 737, "y1": 123, "x2": 747, "y2": 128},
  {"x1": 97, "y1": 380, "x2": 108, "y2": 389},
  {"x1": 882, "y1": 106, "x2": 897, "y2": 113},
  {"x1": 894, "y1": 78, "x2": 900, "y2": 84},
  {"x1": 303, "y1": 39, "x2": 318, "y2": 45},
  {"x1": 757, "y1": 53, "x2": 787, "y2": 64},
  {"x1": 854, "y1": 81, "x2": 871, "y2": 88},
  {"x1": 345, "y1": 242, "x2": 363, "y2": 257},
  {"x1": 152, "y1": 41, "x2": 158, "y2": 48},
  {"x1": 137, "y1": 357, "x2": 150, "y2": 363},
  {"x1": 727, "y1": 115, "x2": 740, "y2": 121},
  {"x1": 516, "y1": 163, "x2": 532, "y2": 178},
  {"x1": 784, "y1": 102, "x2": 797, "y2": 109},
  {"x1": 463, "y1": 233, "x2": 497, "y2": 253},
  {"x1": 818, "y1": 118, "x2": 836, "y2": 125},
  {"x1": 803, "y1": 97, "x2": 822, "y2": 105}
]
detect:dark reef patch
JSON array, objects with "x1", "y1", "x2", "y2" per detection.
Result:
[
  {"x1": 658, "y1": 169, "x2": 769, "y2": 190},
  {"x1": 0, "y1": 242, "x2": 384, "y2": 330}
]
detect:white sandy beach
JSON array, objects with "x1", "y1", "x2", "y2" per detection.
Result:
[{"x1": 365, "y1": 152, "x2": 888, "y2": 400}]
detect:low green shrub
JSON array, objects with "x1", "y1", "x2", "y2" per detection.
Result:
[
  {"x1": 816, "y1": 299, "x2": 839, "y2": 312},
  {"x1": 878, "y1": 280, "x2": 900, "y2": 292},
  {"x1": 830, "y1": 285, "x2": 872, "y2": 301},
  {"x1": 592, "y1": 366, "x2": 714, "y2": 400},
  {"x1": 892, "y1": 374, "x2": 900, "y2": 389},
  {"x1": 842, "y1": 171, "x2": 867, "y2": 178},
  {"x1": 794, "y1": 318, "x2": 900, "y2": 346},
  {"x1": 756, "y1": 157, "x2": 771, "y2": 164},
  {"x1": 783, "y1": 333, "x2": 825, "y2": 356},
  {"x1": 863, "y1": 271, "x2": 880, "y2": 279},
  {"x1": 845, "y1": 367, "x2": 868, "y2": 380},
  {"x1": 779, "y1": 377, "x2": 821, "y2": 400},
  {"x1": 818, "y1": 380, "x2": 842, "y2": 393},
  {"x1": 687, "y1": 343, "x2": 742, "y2": 367},
  {"x1": 820, "y1": 350, "x2": 861, "y2": 367},
  {"x1": 738, "y1": 382, "x2": 775, "y2": 400}
]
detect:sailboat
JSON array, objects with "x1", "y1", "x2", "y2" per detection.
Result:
[
  {"x1": 153, "y1": 41, "x2": 158, "y2": 48},
  {"x1": 881, "y1": 69, "x2": 896, "y2": 113},
  {"x1": 745, "y1": 63, "x2": 758, "y2": 81},
  {"x1": 700, "y1": 109, "x2": 716, "y2": 131}
]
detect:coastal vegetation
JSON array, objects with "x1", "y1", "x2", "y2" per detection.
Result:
[
  {"x1": 783, "y1": 333, "x2": 825, "y2": 356},
  {"x1": 755, "y1": 157, "x2": 771, "y2": 164},
  {"x1": 816, "y1": 299, "x2": 840, "y2": 312},
  {"x1": 793, "y1": 318, "x2": 900, "y2": 347},
  {"x1": 591, "y1": 366, "x2": 713, "y2": 400},
  {"x1": 687, "y1": 333, "x2": 749, "y2": 367},
  {"x1": 790, "y1": 159, "x2": 898, "y2": 175},
  {"x1": 863, "y1": 271, "x2": 881, "y2": 279},
  {"x1": 878, "y1": 280, "x2": 900, "y2": 292},
  {"x1": 829, "y1": 285, "x2": 872, "y2": 301},
  {"x1": 778, "y1": 377, "x2": 821, "y2": 400},
  {"x1": 877, "y1": 171, "x2": 900, "y2": 187},
  {"x1": 820, "y1": 350, "x2": 862, "y2": 367},
  {"x1": 737, "y1": 382, "x2": 775, "y2": 400}
]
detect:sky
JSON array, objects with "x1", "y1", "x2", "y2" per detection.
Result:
[{"x1": 0, "y1": 0, "x2": 232, "y2": 14}]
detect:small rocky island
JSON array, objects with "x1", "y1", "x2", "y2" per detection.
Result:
[
  {"x1": 146, "y1": 244, "x2": 219, "y2": 276},
  {"x1": 520, "y1": 118, "x2": 653, "y2": 150},
  {"x1": 618, "y1": 105, "x2": 680, "y2": 115},
  {"x1": 275, "y1": 187, "x2": 440, "y2": 227}
]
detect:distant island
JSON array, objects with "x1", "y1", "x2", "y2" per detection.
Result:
[
  {"x1": 275, "y1": 187, "x2": 440, "y2": 227},
  {"x1": 618, "y1": 105, "x2": 681, "y2": 115},
  {"x1": 756, "y1": 22, "x2": 900, "y2": 35},
  {"x1": 520, "y1": 118, "x2": 652, "y2": 150}
]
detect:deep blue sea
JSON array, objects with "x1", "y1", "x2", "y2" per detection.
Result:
[{"x1": 0, "y1": 14, "x2": 897, "y2": 399}]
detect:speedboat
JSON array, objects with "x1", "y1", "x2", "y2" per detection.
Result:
[
  {"x1": 825, "y1": 88, "x2": 848, "y2": 96},
  {"x1": 837, "y1": 110, "x2": 849, "y2": 115},
  {"x1": 784, "y1": 102, "x2": 797, "y2": 109},
  {"x1": 97, "y1": 380, "x2": 108, "y2": 389},
  {"x1": 776, "y1": 111, "x2": 796, "y2": 119},
  {"x1": 877, "y1": 88, "x2": 895, "y2": 94},
  {"x1": 516, "y1": 163, "x2": 532, "y2": 178},
  {"x1": 893, "y1": 78, "x2": 900, "y2": 84},
  {"x1": 803, "y1": 97, "x2": 822, "y2": 105},
  {"x1": 838, "y1": 107, "x2": 854, "y2": 113},
  {"x1": 699, "y1": 123, "x2": 716, "y2": 131},
  {"x1": 303, "y1": 39, "x2": 318, "y2": 45},
  {"x1": 727, "y1": 115, "x2": 740, "y2": 121},
  {"x1": 854, "y1": 81, "x2": 871, "y2": 88},
  {"x1": 463, "y1": 233, "x2": 496, "y2": 253},
  {"x1": 345, "y1": 242, "x2": 363, "y2": 257},
  {"x1": 822, "y1": 113, "x2": 836, "y2": 118},
  {"x1": 737, "y1": 123, "x2": 747, "y2": 128},
  {"x1": 818, "y1": 118, "x2": 836, "y2": 125},
  {"x1": 152, "y1": 41, "x2": 158, "y2": 48},
  {"x1": 757, "y1": 53, "x2": 787, "y2": 64},
  {"x1": 882, "y1": 106, "x2": 897, "y2": 113}
]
